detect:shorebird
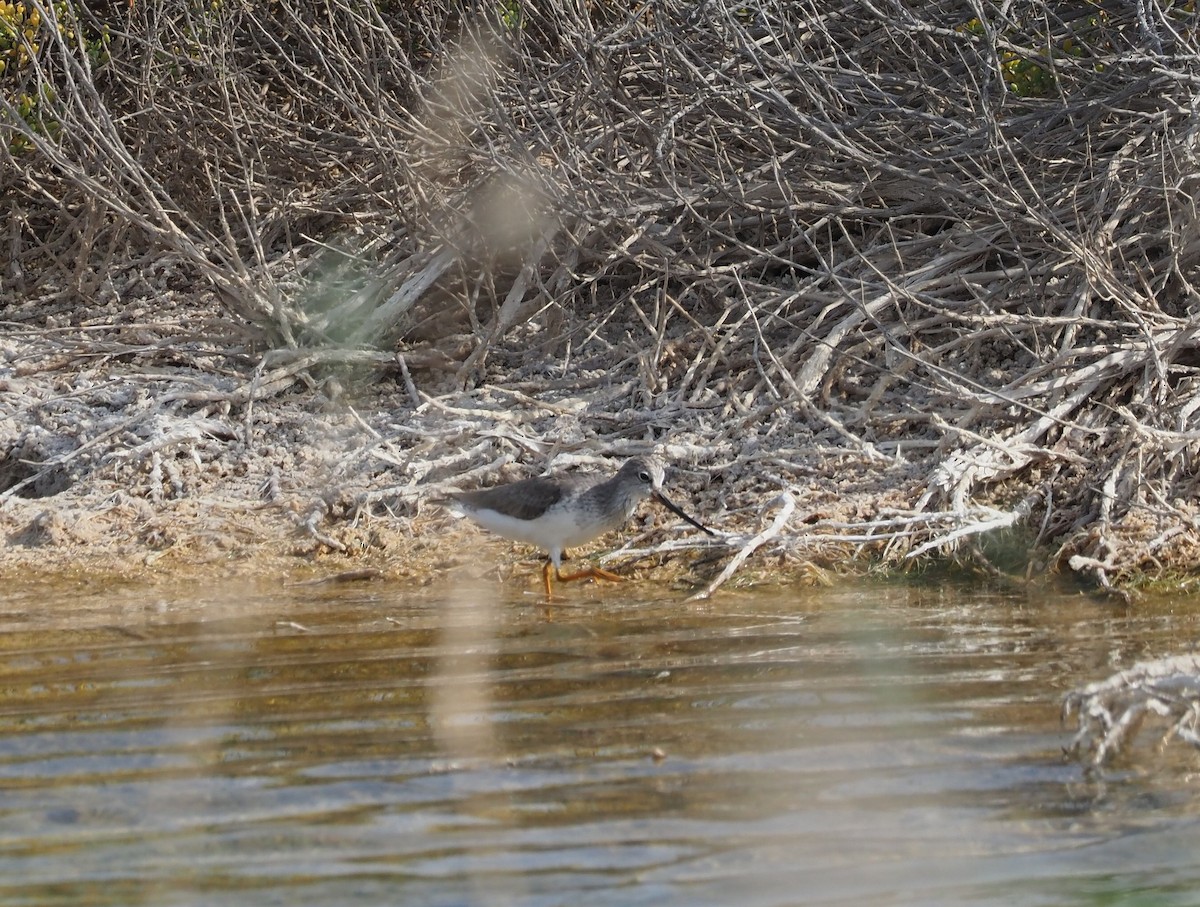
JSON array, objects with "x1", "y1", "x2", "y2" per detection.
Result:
[{"x1": 447, "y1": 455, "x2": 714, "y2": 597}]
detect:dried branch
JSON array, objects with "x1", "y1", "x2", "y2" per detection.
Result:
[{"x1": 6, "y1": 0, "x2": 1200, "y2": 585}]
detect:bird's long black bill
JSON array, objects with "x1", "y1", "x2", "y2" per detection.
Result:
[{"x1": 653, "y1": 491, "x2": 717, "y2": 536}]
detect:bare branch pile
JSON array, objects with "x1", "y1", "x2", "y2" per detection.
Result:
[{"x1": 5, "y1": 1, "x2": 1200, "y2": 585}]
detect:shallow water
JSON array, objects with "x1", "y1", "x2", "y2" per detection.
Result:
[{"x1": 2, "y1": 576, "x2": 1200, "y2": 906}]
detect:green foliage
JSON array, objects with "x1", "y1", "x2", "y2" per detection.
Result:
[
  {"x1": 958, "y1": 1, "x2": 1196, "y2": 99},
  {"x1": 498, "y1": 0, "x2": 521, "y2": 31},
  {"x1": 0, "y1": 0, "x2": 41, "y2": 75},
  {"x1": 1, "y1": 0, "x2": 108, "y2": 152}
]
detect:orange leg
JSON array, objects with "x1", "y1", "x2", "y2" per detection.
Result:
[
  {"x1": 542, "y1": 562, "x2": 622, "y2": 598},
  {"x1": 558, "y1": 565, "x2": 622, "y2": 585}
]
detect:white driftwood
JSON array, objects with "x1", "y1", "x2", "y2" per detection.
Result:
[
  {"x1": 1064, "y1": 655, "x2": 1200, "y2": 766},
  {"x1": 688, "y1": 492, "x2": 795, "y2": 602}
]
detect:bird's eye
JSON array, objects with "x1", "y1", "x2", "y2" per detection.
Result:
[{"x1": 638, "y1": 470, "x2": 651, "y2": 483}]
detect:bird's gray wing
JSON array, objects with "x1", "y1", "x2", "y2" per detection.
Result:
[{"x1": 453, "y1": 475, "x2": 569, "y2": 521}]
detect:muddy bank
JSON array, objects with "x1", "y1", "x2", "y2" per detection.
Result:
[{"x1": 1, "y1": 287, "x2": 954, "y2": 596}]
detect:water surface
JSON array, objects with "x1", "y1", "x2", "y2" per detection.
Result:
[{"x1": 1, "y1": 576, "x2": 1200, "y2": 905}]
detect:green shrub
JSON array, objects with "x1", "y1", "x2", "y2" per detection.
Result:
[{"x1": 1, "y1": 0, "x2": 108, "y2": 152}]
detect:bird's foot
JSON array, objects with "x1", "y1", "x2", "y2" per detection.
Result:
[{"x1": 542, "y1": 562, "x2": 622, "y2": 598}]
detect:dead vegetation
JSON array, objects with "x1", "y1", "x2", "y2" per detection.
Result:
[
  {"x1": 1065, "y1": 655, "x2": 1200, "y2": 768},
  {"x1": 5, "y1": 1, "x2": 1200, "y2": 590}
]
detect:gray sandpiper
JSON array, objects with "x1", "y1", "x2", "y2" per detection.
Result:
[{"x1": 447, "y1": 455, "x2": 714, "y2": 597}]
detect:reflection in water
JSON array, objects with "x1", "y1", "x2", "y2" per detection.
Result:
[{"x1": 1, "y1": 579, "x2": 1200, "y2": 905}]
